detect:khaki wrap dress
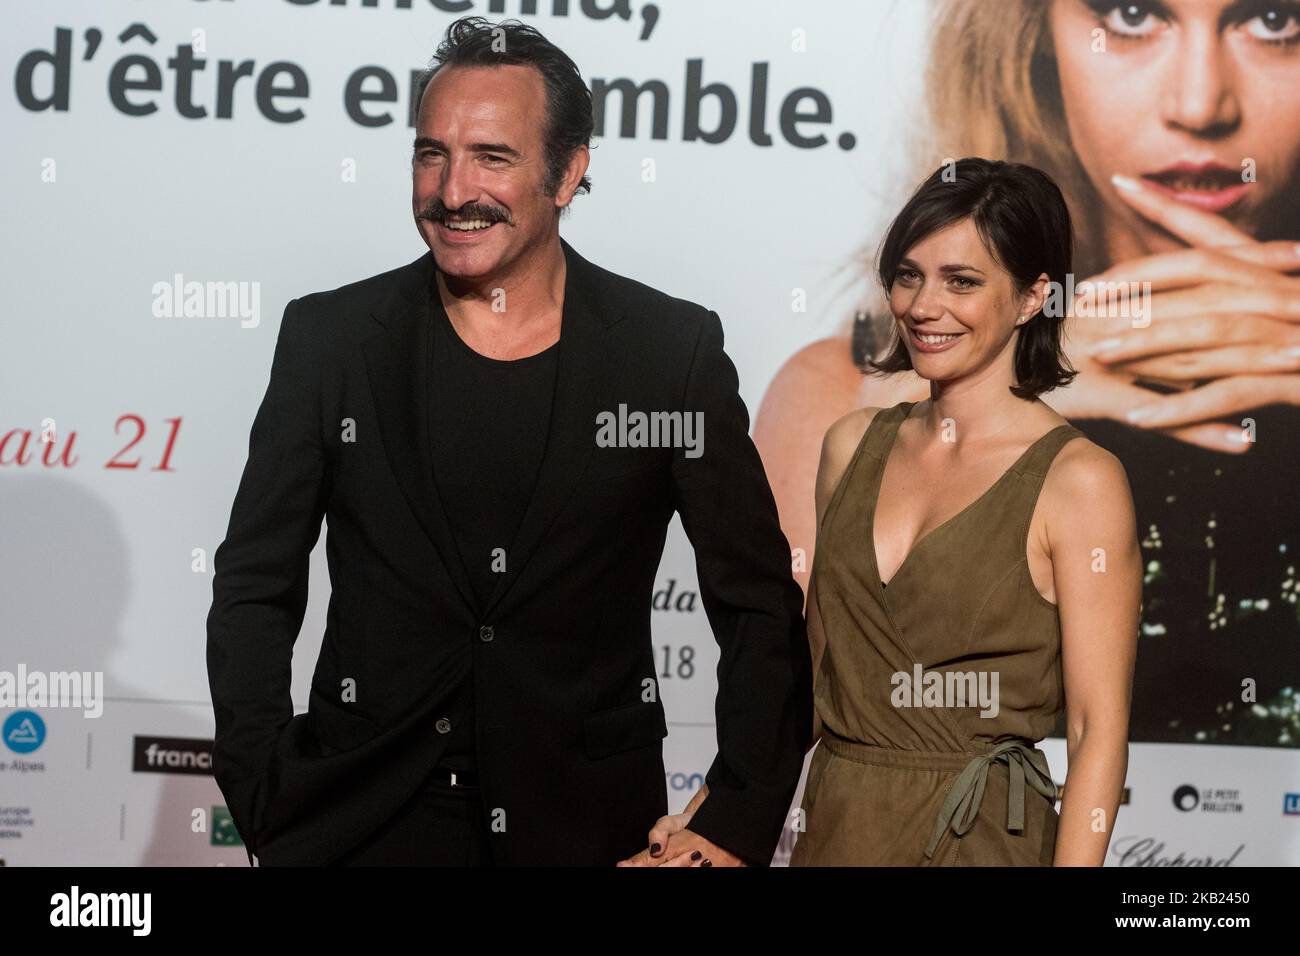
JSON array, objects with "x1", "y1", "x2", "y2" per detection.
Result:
[{"x1": 788, "y1": 400, "x2": 1085, "y2": 866}]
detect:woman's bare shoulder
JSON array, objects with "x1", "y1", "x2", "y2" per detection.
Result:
[
  {"x1": 1050, "y1": 432, "x2": 1128, "y2": 485},
  {"x1": 816, "y1": 406, "x2": 886, "y2": 501},
  {"x1": 1041, "y1": 433, "x2": 1135, "y2": 531},
  {"x1": 823, "y1": 406, "x2": 882, "y2": 456}
]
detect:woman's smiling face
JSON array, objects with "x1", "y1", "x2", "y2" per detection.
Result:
[
  {"x1": 1049, "y1": 0, "x2": 1300, "y2": 248},
  {"x1": 888, "y1": 217, "x2": 1045, "y2": 385}
]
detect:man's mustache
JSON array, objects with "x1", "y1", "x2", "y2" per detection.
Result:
[{"x1": 418, "y1": 199, "x2": 513, "y2": 226}]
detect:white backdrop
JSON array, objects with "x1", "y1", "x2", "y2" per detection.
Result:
[{"x1": 2, "y1": 0, "x2": 1296, "y2": 866}]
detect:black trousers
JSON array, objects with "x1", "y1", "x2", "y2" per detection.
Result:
[{"x1": 329, "y1": 768, "x2": 494, "y2": 866}]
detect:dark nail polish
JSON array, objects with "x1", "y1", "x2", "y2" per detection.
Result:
[
  {"x1": 650, "y1": 842, "x2": 661, "y2": 854},
  {"x1": 701, "y1": 859, "x2": 712, "y2": 867},
  {"x1": 690, "y1": 850, "x2": 702, "y2": 860}
]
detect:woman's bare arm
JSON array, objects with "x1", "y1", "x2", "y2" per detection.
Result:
[{"x1": 1043, "y1": 439, "x2": 1141, "y2": 866}]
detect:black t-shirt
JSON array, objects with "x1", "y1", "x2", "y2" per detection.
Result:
[{"x1": 426, "y1": 300, "x2": 559, "y2": 772}]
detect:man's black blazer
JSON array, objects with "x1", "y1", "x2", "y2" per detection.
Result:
[{"x1": 206, "y1": 237, "x2": 811, "y2": 866}]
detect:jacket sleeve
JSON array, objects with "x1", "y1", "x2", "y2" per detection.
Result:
[
  {"x1": 669, "y1": 308, "x2": 812, "y2": 866},
  {"x1": 206, "y1": 296, "x2": 329, "y2": 865}
]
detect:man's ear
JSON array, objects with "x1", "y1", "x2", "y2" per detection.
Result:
[{"x1": 554, "y1": 145, "x2": 590, "y2": 210}]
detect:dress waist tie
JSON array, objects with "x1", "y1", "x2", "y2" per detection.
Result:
[{"x1": 924, "y1": 739, "x2": 1057, "y2": 860}]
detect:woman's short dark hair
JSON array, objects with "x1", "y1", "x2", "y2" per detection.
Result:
[
  {"x1": 869, "y1": 157, "x2": 1077, "y2": 399},
  {"x1": 420, "y1": 16, "x2": 593, "y2": 199}
]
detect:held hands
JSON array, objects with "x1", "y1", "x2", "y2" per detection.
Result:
[
  {"x1": 1045, "y1": 173, "x2": 1300, "y2": 452},
  {"x1": 616, "y1": 785, "x2": 748, "y2": 867}
]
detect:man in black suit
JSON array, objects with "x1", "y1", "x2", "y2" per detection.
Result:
[{"x1": 207, "y1": 16, "x2": 810, "y2": 867}]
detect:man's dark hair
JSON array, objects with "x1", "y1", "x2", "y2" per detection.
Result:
[
  {"x1": 419, "y1": 16, "x2": 593, "y2": 200},
  {"x1": 871, "y1": 157, "x2": 1077, "y2": 399}
]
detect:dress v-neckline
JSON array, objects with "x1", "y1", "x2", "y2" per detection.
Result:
[{"x1": 870, "y1": 403, "x2": 1069, "y2": 592}]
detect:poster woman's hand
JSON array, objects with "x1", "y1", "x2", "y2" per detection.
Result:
[
  {"x1": 1046, "y1": 306, "x2": 1252, "y2": 453},
  {"x1": 1079, "y1": 174, "x2": 1300, "y2": 436}
]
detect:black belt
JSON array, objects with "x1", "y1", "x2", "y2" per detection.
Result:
[{"x1": 429, "y1": 765, "x2": 480, "y2": 787}]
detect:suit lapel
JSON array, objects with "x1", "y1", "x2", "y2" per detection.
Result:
[
  {"x1": 481, "y1": 238, "x2": 625, "y2": 618},
  {"x1": 363, "y1": 239, "x2": 625, "y2": 621},
  {"x1": 363, "y1": 251, "x2": 478, "y2": 615}
]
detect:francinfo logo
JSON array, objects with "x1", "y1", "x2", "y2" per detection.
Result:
[{"x1": 131, "y1": 736, "x2": 213, "y2": 776}]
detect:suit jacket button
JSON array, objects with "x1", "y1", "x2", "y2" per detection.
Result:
[
  {"x1": 435, "y1": 718, "x2": 452, "y2": 734},
  {"x1": 479, "y1": 625, "x2": 494, "y2": 642}
]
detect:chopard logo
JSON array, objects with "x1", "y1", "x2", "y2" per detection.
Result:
[{"x1": 1110, "y1": 835, "x2": 1245, "y2": 867}]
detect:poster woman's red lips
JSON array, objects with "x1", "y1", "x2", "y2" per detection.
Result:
[{"x1": 1140, "y1": 161, "x2": 1253, "y2": 213}]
